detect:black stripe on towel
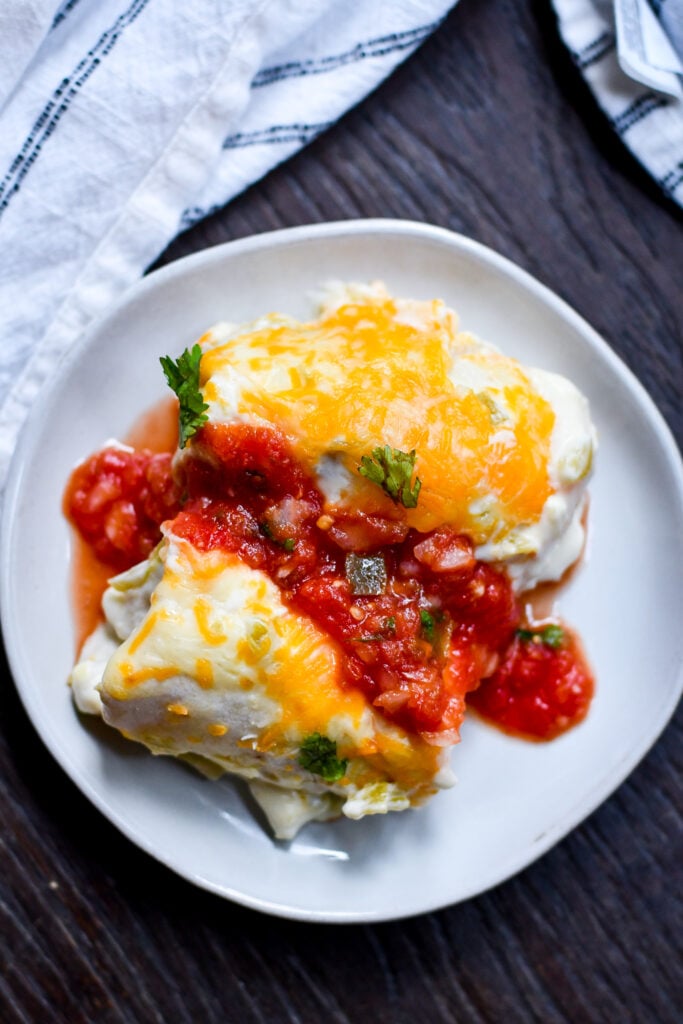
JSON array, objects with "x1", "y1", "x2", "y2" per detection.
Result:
[
  {"x1": 223, "y1": 121, "x2": 333, "y2": 150},
  {"x1": 253, "y1": 22, "x2": 441, "y2": 88},
  {"x1": 660, "y1": 161, "x2": 683, "y2": 196},
  {"x1": 52, "y1": 0, "x2": 86, "y2": 30},
  {"x1": 573, "y1": 30, "x2": 616, "y2": 70},
  {"x1": 611, "y1": 93, "x2": 670, "y2": 135}
]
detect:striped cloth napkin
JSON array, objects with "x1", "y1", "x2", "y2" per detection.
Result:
[
  {"x1": 553, "y1": 0, "x2": 683, "y2": 205},
  {"x1": 0, "y1": 0, "x2": 455, "y2": 483}
]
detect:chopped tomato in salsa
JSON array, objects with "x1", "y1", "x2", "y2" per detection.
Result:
[
  {"x1": 468, "y1": 629, "x2": 594, "y2": 740},
  {"x1": 65, "y1": 421, "x2": 593, "y2": 742},
  {"x1": 64, "y1": 447, "x2": 181, "y2": 570}
]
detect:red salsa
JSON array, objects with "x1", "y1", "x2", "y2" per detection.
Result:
[
  {"x1": 65, "y1": 446, "x2": 181, "y2": 570},
  {"x1": 64, "y1": 419, "x2": 594, "y2": 742},
  {"x1": 468, "y1": 628, "x2": 594, "y2": 740}
]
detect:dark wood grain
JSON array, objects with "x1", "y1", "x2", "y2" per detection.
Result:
[{"x1": 2, "y1": 1, "x2": 681, "y2": 1021}]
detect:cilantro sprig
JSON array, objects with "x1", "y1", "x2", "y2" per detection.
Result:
[
  {"x1": 359, "y1": 445, "x2": 421, "y2": 508},
  {"x1": 160, "y1": 344, "x2": 209, "y2": 449},
  {"x1": 298, "y1": 733, "x2": 348, "y2": 783},
  {"x1": 516, "y1": 624, "x2": 565, "y2": 649}
]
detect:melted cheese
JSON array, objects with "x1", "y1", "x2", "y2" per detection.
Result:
[
  {"x1": 200, "y1": 287, "x2": 558, "y2": 541},
  {"x1": 97, "y1": 536, "x2": 447, "y2": 806},
  {"x1": 198, "y1": 284, "x2": 595, "y2": 588}
]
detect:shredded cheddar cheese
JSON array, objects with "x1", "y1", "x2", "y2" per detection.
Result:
[{"x1": 200, "y1": 293, "x2": 556, "y2": 539}]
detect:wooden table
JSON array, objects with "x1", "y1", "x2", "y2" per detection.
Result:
[{"x1": 2, "y1": 2, "x2": 681, "y2": 1021}]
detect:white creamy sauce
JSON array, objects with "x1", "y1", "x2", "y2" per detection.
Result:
[
  {"x1": 527, "y1": 367, "x2": 596, "y2": 488},
  {"x1": 103, "y1": 552, "x2": 164, "y2": 640},
  {"x1": 314, "y1": 453, "x2": 355, "y2": 504},
  {"x1": 248, "y1": 781, "x2": 342, "y2": 840},
  {"x1": 472, "y1": 365, "x2": 595, "y2": 591},
  {"x1": 69, "y1": 623, "x2": 118, "y2": 715}
]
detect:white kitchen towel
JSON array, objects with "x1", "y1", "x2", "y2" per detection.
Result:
[
  {"x1": 0, "y1": 0, "x2": 455, "y2": 484},
  {"x1": 553, "y1": 0, "x2": 683, "y2": 206}
]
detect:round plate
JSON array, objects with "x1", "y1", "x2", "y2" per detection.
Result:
[{"x1": 3, "y1": 220, "x2": 683, "y2": 923}]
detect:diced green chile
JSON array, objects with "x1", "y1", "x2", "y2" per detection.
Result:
[{"x1": 345, "y1": 553, "x2": 387, "y2": 595}]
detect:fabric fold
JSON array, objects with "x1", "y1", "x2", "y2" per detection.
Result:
[{"x1": 552, "y1": 0, "x2": 683, "y2": 208}]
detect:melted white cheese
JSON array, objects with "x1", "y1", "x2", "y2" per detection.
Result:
[
  {"x1": 197, "y1": 285, "x2": 595, "y2": 592},
  {"x1": 73, "y1": 534, "x2": 452, "y2": 838},
  {"x1": 474, "y1": 367, "x2": 595, "y2": 590}
]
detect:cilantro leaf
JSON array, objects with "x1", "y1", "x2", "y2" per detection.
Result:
[
  {"x1": 160, "y1": 344, "x2": 209, "y2": 449},
  {"x1": 420, "y1": 609, "x2": 436, "y2": 643},
  {"x1": 516, "y1": 624, "x2": 565, "y2": 649},
  {"x1": 298, "y1": 733, "x2": 348, "y2": 782},
  {"x1": 358, "y1": 445, "x2": 421, "y2": 508}
]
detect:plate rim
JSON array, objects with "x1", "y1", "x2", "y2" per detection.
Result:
[{"x1": 2, "y1": 217, "x2": 683, "y2": 923}]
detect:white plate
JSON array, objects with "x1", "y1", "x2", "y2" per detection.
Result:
[{"x1": 3, "y1": 220, "x2": 683, "y2": 923}]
